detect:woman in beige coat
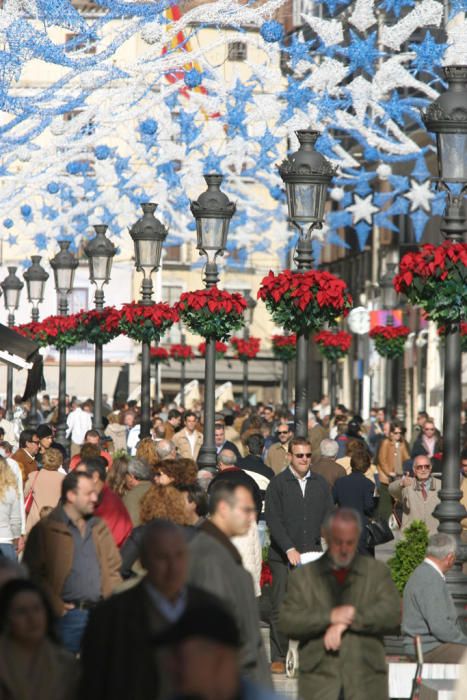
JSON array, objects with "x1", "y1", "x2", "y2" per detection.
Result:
[
  {"x1": 24, "y1": 448, "x2": 64, "y2": 532},
  {"x1": 376, "y1": 421, "x2": 410, "y2": 520}
]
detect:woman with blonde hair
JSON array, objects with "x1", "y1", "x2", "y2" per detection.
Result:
[
  {"x1": 135, "y1": 437, "x2": 159, "y2": 469},
  {"x1": 106, "y1": 453, "x2": 130, "y2": 498},
  {"x1": 104, "y1": 411, "x2": 128, "y2": 453},
  {"x1": 24, "y1": 448, "x2": 65, "y2": 532},
  {"x1": 0, "y1": 457, "x2": 21, "y2": 560}
]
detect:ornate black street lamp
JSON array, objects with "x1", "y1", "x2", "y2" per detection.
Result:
[
  {"x1": 50, "y1": 241, "x2": 78, "y2": 447},
  {"x1": 191, "y1": 174, "x2": 235, "y2": 470},
  {"x1": 380, "y1": 261, "x2": 399, "y2": 419},
  {"x1": 84, "y1": 225, "x2": 116, "y2": 432},
  {"x1": 1, "y1": 267, "x2": 24, "y2": 419},
  {"x1": 422, "y1": 64, "x2": 467, "y2": 603},
  {"x1": 242, "y1": 290, "x2": 256, "y2": 407},
  {"x1": 23, "y1": 256, "x2": 49, "y2": 429},
  {"x1": 129, "y1": 203, "x2": 167, "y2": 439},
  {"x1": 279, "y1": 130, "x2": 335, "y2": 437}
]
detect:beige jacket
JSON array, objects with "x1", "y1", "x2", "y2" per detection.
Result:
[
  {"x1": 172, "y1": 428, "x2": 203, "y2": 460},
  {"x1": 265, "y1": 442, "x2": 289, "y2": 475},
  {"x1": 24, "y1": 469, "x2": 64, "y2": 532},
  {"x1": 388, "y1": 476, "x2": 441, "y2": 535}
]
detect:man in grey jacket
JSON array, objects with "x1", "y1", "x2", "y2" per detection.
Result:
[{"x1": 402, "y1": 532, "x2": 467, "y2": 661}]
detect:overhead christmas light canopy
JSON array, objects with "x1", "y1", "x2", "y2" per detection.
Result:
[{"x1": 278, "y1": 129, "x2": 335, "y2": 230}]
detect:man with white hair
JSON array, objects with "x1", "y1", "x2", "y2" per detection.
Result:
[
  {"x1": 311, "y1": 438, "x2": 346, "y2": 488},
  {"x1": 155, "y1": 439, "x2": 177, "y2": 461},
  {"x1": 402, "y1": 532, "x2": 467, "y2": 662},
  {"x1": 389, "y1": 454, "x2": 441, "y2": 535}
]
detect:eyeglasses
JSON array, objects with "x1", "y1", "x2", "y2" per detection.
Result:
[
  {"x1": 28, "y1": 439, "x2": 40, "y2": 445},
  {"x1": 153, "y1": 472, "x2": 161, "y2": 477},
  {"x1": 277, "y1": 430, "x2": 290, "y2": 435},
  {"x1": 415, "y1": 464, "x2": 431, "y2": 470},
  {"x1": 393, "y1": 431, "x2": 402, "y2": 435},
  {"x1": 292, "y1": 452, "x2": 312, "y2": 459},
  {"x1": 424, "y1": 428, "x2": 435, "y2": 432}
]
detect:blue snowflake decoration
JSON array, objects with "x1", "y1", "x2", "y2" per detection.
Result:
[
  {"x1": 260, "y1": 21, "x2": 284, "y2": 44},
  {"x1": 139, "y1": 118, "x2": 158, "y2": 136},
  {"x1": 184, "y1": 69, "x2": 202, "y2": 88},
  {"x1": 378, "y1": 0, "x2": 415, "y2": 18},
  {"x1": 337, "y1": 30, "x2": 382, "y2": 77},
  {"x1": 47, "y1": 182, "x2": 60, "y2": 194},
  {"x1": 95, "y1": 144, "x2": 111, "y2": 160},
  {"x1": 409, "y1": 32, "x2": 447, "y2": 76},
  {"x1": 21, "y1": 204, "x2": 32, "y2": 218},
  {"x1": 3, "y1": 219, "x2": 13, "y2": 229}
]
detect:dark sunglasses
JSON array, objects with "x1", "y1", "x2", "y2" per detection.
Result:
[
  {"x1": 293, "y1": 452, "x2": 312, "y2": 459},
  {"x1": 277, "y1": 430, "x2": 290, "y2": 435},
  {"x1": 415, "y1": 464, "x2": 431, "y2": 469},
  {"x1": 153, "y1": 472, "x2": 162, "y2": 477}
]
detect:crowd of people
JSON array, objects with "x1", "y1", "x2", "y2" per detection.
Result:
[{"x1": 0, "y1": 392, "x2": 467, "y2": 698}]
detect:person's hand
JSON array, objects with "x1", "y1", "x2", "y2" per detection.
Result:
[
  {"x1": 62, "y1": 602, "x2": 75, "y2": 616},
  {"x1": 324, "y1": 623, "x2": 347, "y2": 651},
  {"x1": 286, "y1": 548, "x2": 301, "y2": 567},
  {"x1": 15, "y1": 536, "x2": 25, "y2": 554},
  {"x1": 401, "y1": 474, "x2": 413, "y2": 488},
  {"x1": 330, "y1": 605, "x2": 355, "y2": 626}
]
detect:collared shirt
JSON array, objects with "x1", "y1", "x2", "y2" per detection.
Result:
[
  {"x1": 424, "y1": 557, "x2": 445, "y2": 581},
  {"x1": 289, "y1": 466, "x2": 311, "y2": 497},
  {"x1": 61, "y1": 510, "x2": 101, "y2": 602},
  {"x1": 144, "y1": 581, "x2": 187, "y2": 623},
  {"x1": 185, "y1": 430, "x2": 197, "y2": 457}
]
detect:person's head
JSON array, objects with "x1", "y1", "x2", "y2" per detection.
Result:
[
  {"x1": 461, "y1": 448, "x2": 467, "y2": 477},
  {"x1": 417, "y1": 411, "x2": 429, "y2": 427},
  {"x1": 140, "y1": 484, "x2": 188, "y2": 525},
  {"x1": 263, "y1": 405, "x2": 275, "y2": 423},
  {"x1": 197, "y1": 469, "x2": 215, "y2": 492},
  {"x1": 307, "y1": 411, "x2": 318, "y2": 429},
  {"x1": 156, "y1": 439, "x2": 177, "y2": 461},
  {"x1": 76, "y1": 457, "x2": 107, "y2": 494},
  {"x1": 246, "y1": 433, "x2": 265, "y2": 457},
  {"x1": 78, "y1": 443, "x2": 101, "y2": 463},
  {"x1": 168, "y1": 409, "x2": 182, "y2": 428},
  {"x1": 39, "y1": 505, "x2": 53, "y2": 519},
  {"x1": 36, "y1": 424, "x2": 53, "y2": 451},
  {"x1": 323, "y1": 509, "x2": 361, "y2": 568},
  {"x1": 214, "y1": 424, "x2": 225, "y2": 447},
  {"x1": 288, "y1": 438, "x2": 312, "y2": 478},
  {"x1": 426, "y1": 533, "x2": 457, "y2": 574},
  {"x1": 276, "y1": 421, "x2": 293, "y2": 445},
  {"x1": 184, "y1": 411, "x2": 197, "y2": 433},
  {"x1": 350, "y1": 447, "x2": 371, "y2": 473},
  {"x1": 0, "y1": 579, "x2": 57, "y2": 647},
  {"x1": 177, "y1": 483, "x2": 209, "y2": 524},
  {"x1": 84, "y1": 429, "x2": 101, "y2": 446},
  {"x1": 209, "y1": 482, "x2": 255, "y2": 537},
  {"x1": 319, "y1": 438, "x2": 339, "y2": 460},
  {"x1": 106, "y1": 454, "x2": 129, "y2": 497},
  {"x1": 61, "y1": 471, "x2": 97, "y2": 517},
  {"x1": 140, "y1": 519, "x2": 188, "y2": 599},
  {"x1": 335, "y1": 404, "x2": 347, "y2": 419},
  {"x1": 122, "y1": 411, "x2": 136, "y2": 428},
  {"x1": 0, "y1": 457, "x2": 17, "y2": 501},
  {"x1": 423, "y1": 420, "x2": 436, "y2": 439},
  {"x1": 0, "y1": 441, "x2": 13, "y2": 458},
  {"x1": 376, "y1": 408, "x2": 386, "y2": 424},
  {"x1": 41, "y1": 448, "x2": 63, "y2": 472},
  {"x1": 217, "y1": 449, "x2": 236, "y2": 471},
  {"x1": 153, "y1": 458, "x2": 196, "y2": 487},
  {"x1": 19, "y1": 429, "x2": 39, "y2": 455},
  {"x1": 413, "y1": 454, "x2": 432, "y2": 482},
  {"x1": 136, "y1": 437, "x2": 160, "y2": 468},
  {"x1": 164, "y1": 602, "x2": 241, "y2": 699},
  {"x1": 389, "y1": 422, "x2": 405, "y2": 442},
  {"x1": 125, "y1": 457, "x2": 154, "y2": 489}
]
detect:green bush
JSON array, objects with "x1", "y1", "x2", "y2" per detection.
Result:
[{"x1": 388, "y1": 520, "x2": 429, "y2": 595}]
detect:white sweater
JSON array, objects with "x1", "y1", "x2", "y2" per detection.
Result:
[
  {"x1": 0, "y1": 486, "x2": 22, "y2": 543},
  {"x1": 232, "y1": 520, "x2": 263, "y2": 597}
]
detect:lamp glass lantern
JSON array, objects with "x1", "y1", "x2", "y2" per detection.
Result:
[
  {"x1": 23, "y1": 255, "x2": 49, "y2": 307},
  {"x1": 244, "y1": 290, "x2": 257, "y2": 326},
  {"x1": 278, "y1": 130, "x2": 335, "y2": 232},
  {"x1": 422, "y1": 65, "x2": 467, "y2": 182},
  {"x1": 380, "y1": 262, "x2": 399, "y2": 310},
  {"x1": 190, "y1": 174, "x2": 236, "y2": 261},
  {"x1": 129, "y1": 203, "x2": 168, "y2": 277},
  {"x1": 84, "y1": 225, "x2": 117, "y2": 288},
  {"x1": 50, "y1": 240, "x2": 78, "y2": 296},
  {"x1": 1, "y1": 266, "x2": 24, "y2": 312}
]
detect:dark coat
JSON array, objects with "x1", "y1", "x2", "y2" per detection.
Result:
[
  {"x1": 279, "y1": 553, "x2": 400, "y2": 700},
  {"x1": 188, "y1": 521, "x2": 271, "y2": 688},
  {"x1": 411, "y1": 434, "x2": 443, "y2": 460},
  {"x1": 332, "y1": 472, "x2": 375, "y2": 554},
  {"x1": 80, "y1": 579, "x2": 219, "y2": 700},
  {"x1": 208, "y1": 468, "x2": 262, "y2": 519},
  {"x1": 265, "y1": 468, "x2": 333, "y2": 563}
]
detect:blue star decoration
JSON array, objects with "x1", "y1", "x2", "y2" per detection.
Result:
[
  {"x1": 409, "y1": 32, "x2": 447, "y2": 76},
  {"x1": 7, "y1": 234, "x2": 17, "y2": 246},
  {"x1": 449, "y1": 0, "x2": 467, "y2": 18},
  {"x1": 34, "y1": 233, "x2": 48, "y2": 250},
  {"x1": 378, "y1": 0, "x2": 415, "y2": 19},
  {"x1": 202, "y1": 150, "x2": 224, "y2": 174},
  {"x1": 314, "y1": 0, "x2": 353, "y2": 14},
  {"x1": 280, "y1": 77, "x2": 314, "y2": 121},
  {"x1": 337, "y1": 31, "x2": 382, "y2": 77},
  {"x1": 285, "y1": 34, "x2": 314, "y2": 70}
]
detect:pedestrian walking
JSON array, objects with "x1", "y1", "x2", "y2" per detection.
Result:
[
  {"x1": 0, "y1": 457, "x2": 21, "y2": 561},
  {"x1": 24, "y1": 448, "x2": 65, "y2": 532}
]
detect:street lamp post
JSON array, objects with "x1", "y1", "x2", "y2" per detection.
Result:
[
  {"x1": 23, "y1": 256, "x2": 49, "y2": 429},
  {"x1": 422, "y1": 64, "x2": 467, "y2": 604},
  {"x1": 1, "y1": 267, "x2": 24, "y2": 420},
  {"x1": 380, "y1": 262, "x2": 399, "y2": 419},
  {"x1": 242, "y1": 290, "x2": 257, "y2": 408},
  {"x1": 129, "y1": 204, "x2": 168, "y2": 439},
  {"x1": 279, "y1": 130, "x2": 335, "y2": 437},
  {"x1": 50, "y1": 241, "x2": 78, "y2": 448},
  {"x1": 84, "y1": 225, "x2": 116, "y2": 432},
  {"x1": 191, "y1": 174, "x2": 235, "y2": 470},
  {"x1": 179, "y1": 322, "x2": 186, "y2": 409}
]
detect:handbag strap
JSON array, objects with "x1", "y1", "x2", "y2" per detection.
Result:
[{"x1": 28, "y1": 469, "x2": 40, "y2": 492}]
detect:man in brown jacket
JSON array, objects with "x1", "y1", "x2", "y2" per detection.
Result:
[
  {"x1": 265, "y1": 421, "x2": 293, "y2": 475},
  {"x1": 311, "y1": 438, "x2": 346, "y2": 488},
  {"x1": 23, "y1": 471, "x2": 122, "y2": 654},
  {"x1": 12, "y1": 428, "x2": 40, "y2": 480},
  {"x1": 172, "y1": 411, "x2": 203, "y2": 460}
]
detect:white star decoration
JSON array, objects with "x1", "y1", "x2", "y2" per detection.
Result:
[
  {"x1": 404, "y1": 179, "x2": 435, "y2": 211},
  {"x1": 348, "y1": 193, "x2": 379, "y2": 224}
]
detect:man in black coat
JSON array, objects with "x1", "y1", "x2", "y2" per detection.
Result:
[
  {"x1": 238, "y1": 433, "x2": 274, "y2": 521},
  {"x1": 215, "y1": 423, "x2": 242, "y2": 462},
  {"x1": 265, "y1": 437, "x2": 333, "y2": 674},
  {"x1": 80, "y1": 519, "x2": 221, "y2": 700}
]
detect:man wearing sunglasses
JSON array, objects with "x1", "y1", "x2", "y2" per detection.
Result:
[
  {"x1": 388, "y1": 455, "x2": 441, "y2": 535},
  {"x1": 265, "y1": 422, "x2": 293, "y2": 475},
  {"x1": 265, "y1": 437, "x2": 333, "y2": 674}
]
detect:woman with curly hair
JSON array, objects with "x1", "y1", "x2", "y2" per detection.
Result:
[
  {"x1": 154, "y1": 458, "x2": 197, "y2": 487},
  {"x1": 106, "y1": 453, "x2": 130, "y2": 498},
  {"x1": 135, "y1": 437, "x2": 159, "y2": 470},
  {"x1": 0, "y1": 457, "x2": 21, "y2": 561}
]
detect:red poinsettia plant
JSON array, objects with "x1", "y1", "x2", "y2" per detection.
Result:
[
  {"x1": 394, "y1": 241, "x2": 467, "y2": 323},
  {"x1": 176, "y1": 287, "x2": 246, "y2": 340},
  {"x1": 15, "y1": 314, "x2": 81, "y2": 350},
  {"x1": 258, "y1": 269, "x2": 353, "y2": 334},
  {"x1": 314, "y1": 330, "x2": 352, "y2": 362},
  {"x1": 170, "y1": 344, "x2": 194, "y2": 362},
  {"x1": 231, "y1": 336, "x2": 261, "y2": 361},
  {"x1": 438, "y1": 322, "x2": 467, "y2": 353},
  {"x1": 271, "y1": 334, "x2": 297, "y2": 362},
  {"x1": 369, "y1": 325, "x2": 410, "y2": 358},
  {"x1": 76, "y1": 307, "x2": 121, "y2": 345},
  {"x1": 150, "y1": 347, "x2": 170, "y2": 364},
  {"x1": 198, "y1": 340, "x2": 228, "y2": 360},
  {"x1": 118, "y1": 302, "x2": 178, "y2": 344},
  {"x1": 260, "y1": 561, "x2": 273, "y2": 589}
]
